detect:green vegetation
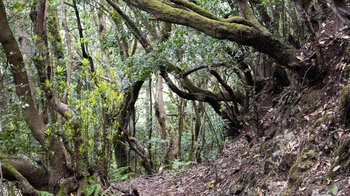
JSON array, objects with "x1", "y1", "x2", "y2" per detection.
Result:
[{"x1": 0, "y1": 0, "x2": 349, "y2": 195}]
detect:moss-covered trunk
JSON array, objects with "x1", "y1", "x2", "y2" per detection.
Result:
[{"x1": 123, "y1": 0, "x2": 299, "y2": 70}]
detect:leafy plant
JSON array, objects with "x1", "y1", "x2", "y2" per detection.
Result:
[
  {"x1": 171, "y1": 159, "x2": 197, "y2": 170},
  {"x1": 35, "y1": 190, "x2": 54, "y2": 196},
  {"x1": 109, "y1": 166, "x2": 135, "y2": 183},
  {"x1": 82, "y1": 178, "x2": 102, "y2": 196},
  {"x1": 320, "y1": 185, "x2": 339, "y2": 196}
]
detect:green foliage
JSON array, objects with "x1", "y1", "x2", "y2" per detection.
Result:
[
  {"x1": 171, "y1": 159, "x2": 197, "y2": 170},
  {"x1": 330, "y1": 185, "x2": 338, "y2": 195},
  {"x1": 82, "y1": 177, "x2": 102, "y2": 196},
  {"x1": 0, "y1": 83, "x2": 40, "y2": 155},
  {"x1": 109, "y1": 166, "x2": 135, "y2": 183},
  {"x1": 35, "y1": 190, "x2": 54, "y2": 196},
  {"x1": 320, "y1": 185, "x2": 338, "y2": 196},
  {"x1": 1, "y1": 0, "x2": 308, "y2": 191},
  {"x1": 197, "y1": 0, "x2": 232, "y2": 16}
]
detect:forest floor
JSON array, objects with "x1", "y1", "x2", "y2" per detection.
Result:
[{"x1": 111, "y1": 17, "x2": 350, "y2": 196}]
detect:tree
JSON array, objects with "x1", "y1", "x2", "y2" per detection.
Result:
[
  {"x1": 1, "y1": 0, "x2": 347, "y2": 194},
  {"x1": 121, "y1": 0, "x2": 300, "y2": 70},
  {"x1": 0, "y1": 0, "x2": 72, "y2": 194}
]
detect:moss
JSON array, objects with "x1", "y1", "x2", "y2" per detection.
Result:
[
  {"x1": 311, "y1": 112, "x2": 328, "y2": 131},
  {"x1": 340, "y1": 85, "x2": 350, "y2": 123},
  {"x1": 57, "y1": 178, "x2": 76, "y2": 196},
  {"x1": 346, "y1": 45, "x2": 350, "y2": 56},
  {"x1": 2, "y1": 161, "x2": 25, "y2": 181},
  {"x1": 343, "y1": 65, "x2": 350, "y2": 78},
  {"x1": 2, "y1": 160, "x2": 36, "y2": 194},
  {"x1": 326, "y1": 138, "x2": 350, "y2": 180},
  {"x1": 280, "y1": 188, "x2": 293, "y2": 196},
  {"x1": 264, "y1": 150, "x2": 273, "y2": 159},
  {"x1": 288, "y1": 148, "x2": 317, "y2": 186}
]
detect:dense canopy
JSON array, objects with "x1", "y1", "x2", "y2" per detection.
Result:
[{"x1": 1, "y1": 0, "x2": 350, "y2": 195}]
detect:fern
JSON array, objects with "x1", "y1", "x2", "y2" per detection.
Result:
[
  {"x1": 81, "y1": 177, "x2": 102, "y2": 196},
  {"x1": 109, "y1": 166, "x2": 135, "y2": 182},
  {"x1": 82, "y1": 183, "x2": 101, "y2": 196},
  {"x1": 171, "y1": 159, "x2": 197, "y2": 170}
]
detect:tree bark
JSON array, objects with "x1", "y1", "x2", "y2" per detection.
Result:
[
  {"x1": 154, "y1": 74, "x2": 179, "y2": 164},
  {"x1": 154, "y1": 74, "x2": 168, "y2": 156},
  {"x1": 177, "y1": 98, "x2": 185, "y2": 159},
  {"x1": 59, "y1": 0, "x2": 73, "y2": 103},
  {"x1": 122, "y1": 0, "x2": 299, "y2": 69},
  {"x1": 1, "y1": 0, "x2": 46, "y2": 150},
  {"x1": 1, "y1": 0, "x2": 71, "y2": 193},
  {"x1": 146, "y1": 78, "x2": 153, "y2": 168}
]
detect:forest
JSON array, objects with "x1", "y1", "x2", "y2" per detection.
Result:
[{"x1": 0, "y1": 0, "x2": 350, "y2": 195}]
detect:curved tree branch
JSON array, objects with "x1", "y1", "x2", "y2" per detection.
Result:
[
  {"x1": 122, "y1": 0, "x2": 299, "y2": 69},
  {"x1": 210, "y1": 70, "x2": 239, "y2": 113},
  {"x1": 170, "y1": 0, "x2": 222, "y2": 21},
  {"x1": 106, "y1": 0, "x2": 153, "y2": 52},
  {"x1": 72, "y1": 0, "x2": 95, "y2": 73},
  {"x1": 160, "y1": 65, "x2": 241, "y2": 136}
]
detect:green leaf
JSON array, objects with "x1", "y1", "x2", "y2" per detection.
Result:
[
  {"x1": 79, "y1": 143, "x2": 84, "y2": 153},
  {"x1": 330, "y1": 185, "x2": 338, "y2": 195},
  {"x1": 34, "y1": 35, "x2": 40, "y2": 40},
  {"x1": 89, "y1": 139, "x2": 94, "y2": 147},
  {"x1": 65, "y1": 111, "x2": 71, "y2": 117},
  {"x1": 82, "y1": 58, "x2": 89, "y2": 66},
  {"x1": 35, "y1": 190, "x2": 54, "y2": 196},
  {"x1": 45, "y1": 80, "x2": 51, "y2": 87},
  {"x1": 45, "y1": 129, "x2": 51, "y2": 136},
  {"x1": 13, "y1": 2, "x2": 22, "y2": 10}
]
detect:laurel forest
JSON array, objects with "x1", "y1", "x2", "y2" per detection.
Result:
[{"x1": 1, "y1": 0, "x2": 350, "y2": 195}]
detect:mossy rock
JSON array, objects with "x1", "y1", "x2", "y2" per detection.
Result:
[
  {"x1": 288, "y1": 148, "x2": 317, "y2": 186},
  {"x1": 326, "y1": 137, "x2": 350, "y2": 180},
  {"x1": 343, "y1": 65, "x2": 350, "y2": 78},
  {"x1": 280, "y1": 153, "x2": 297, "y2": 172},
  {"x1": 340, "y1": 85, "x2": 350, "y2": 124}
]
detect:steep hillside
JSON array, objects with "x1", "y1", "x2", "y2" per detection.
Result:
[{"x1": 111, "y1": 14, "x2": 350, "y2": 196}]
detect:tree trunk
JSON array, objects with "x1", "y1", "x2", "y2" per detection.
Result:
[
  {"x1": 1, "y1": 0, "x2": 72, "y2": 193},
  {"x1": 154, "y1": 74, "x2": 168, "y2": 156},
  {"x1": 154, "y1": 74, "x2": 178, "y2": 164},
  {"x1": 146, "y1": 78, "x2": 153, "y2": 168},
  {"x1": 177, "y1": 98, "x2": 185, "y2": 159},
  {"x1": 59, "y1": 0, "x2": 73, "y2": 103},
  {"x1": 123, "y1": 0, "x2": 300, "y2": 69},
  {"x1": 14, "y1": 20, "x2": 37, "y2": 102},
  {"x1": 0, "y1": 73, "x2": 8, "y2": 132},
  {"x1": 115, "y1": 81, "x2": 153, "y2": 174}
]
